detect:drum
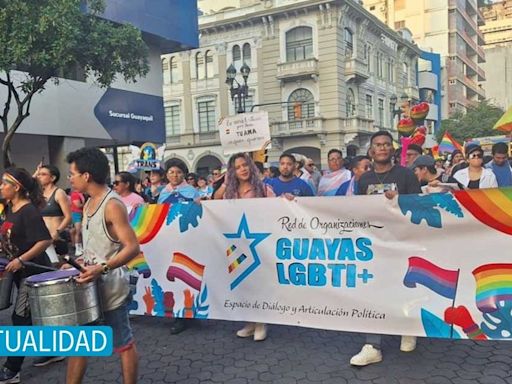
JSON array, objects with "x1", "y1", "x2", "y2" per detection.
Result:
[
  {"x1": 26, "y1": 269, "x2": 101, "y2": 326},
  {"x1": 0, "y1": 258, "x2": 13, "y2": 310}
]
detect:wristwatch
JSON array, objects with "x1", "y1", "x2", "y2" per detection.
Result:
[{"x1": 100, "y1": 262, "x2": 111, "y2": 275}]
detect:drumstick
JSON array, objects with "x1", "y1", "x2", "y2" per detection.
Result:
[
  {"x1": 23, "y1": 262, "x2": 56, "y2": 272},
  {"x1": 63, "y1": 255, "x2": 86, "y2": 273}
]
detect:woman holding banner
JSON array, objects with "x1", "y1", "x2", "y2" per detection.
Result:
[{"x1": 213, "y1": 153, "x2": 274, "y2": 341}]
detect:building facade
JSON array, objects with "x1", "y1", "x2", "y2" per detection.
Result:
[
  {"x1": 480, "y1": 0, "x2": 512, "y2": 109},
  {"x1": 158, "y1": 0, "x2": 420, "y2": 174},
  {"x1": 362, "y1": 0, "x2": 486, "y2": 118}
]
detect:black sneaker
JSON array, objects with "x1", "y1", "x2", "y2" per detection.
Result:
[
  {"x1": 32, "y1": 356, "x2": 65, "y2": 367},
  {"x1": 170, "y1": 318, "x2": 188, "y2": 335},
  {"x1": 0, "y1": 367, "x2": 20, "y2": 384}
]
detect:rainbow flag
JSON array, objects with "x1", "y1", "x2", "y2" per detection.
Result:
[
  {"x1": 403, "y1": 257, "x2": 459, "y2": 299},
  {"x1": 438, "y1": 132, "x2": 463, "y2": 155},
  {"x1": 472, "y1": 263, "x2": 512, "y2": 313},
  {"x1": 166, "y1": 252, "x2": 205, "y2": 291}
]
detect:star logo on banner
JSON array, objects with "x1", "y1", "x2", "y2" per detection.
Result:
[{"x1": 224, "y1": 214, "x2": 270, "y2": 290}]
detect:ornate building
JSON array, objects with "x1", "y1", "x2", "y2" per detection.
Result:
[{"x1": 158, "y1": 0, "x2": 419, "y2": 173}]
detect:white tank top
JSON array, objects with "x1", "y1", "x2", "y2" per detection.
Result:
[{"x1": 82, "y1": 190, "x2": 130, "y2": 311}]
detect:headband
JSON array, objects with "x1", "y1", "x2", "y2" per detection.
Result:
[{"x1": 3, "y1": 173, "x2": 23, "y2": 189}]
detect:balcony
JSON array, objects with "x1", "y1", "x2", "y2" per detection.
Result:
[
  {"x1": 418, "y1": 72, "x2": 438, "y2": 91},
  {"x1": 271, "y1": 117, "x2": 323, "y2": 137},
  {"x1": 343, "y1": 117, "x2": 375, "y2": 133},
  {"x1": 345, "y1": 57, "x2": 369, "y2": 83},
  {"x1": 276, "y1": 58, "x2": 319, "y2": 83}
]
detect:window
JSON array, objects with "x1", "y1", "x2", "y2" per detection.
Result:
[
  {"x1": 366, "y1": 44, "x2": 372, "y2": 72},
  {"x1": 287, "y1": 88, "x2": 315, "y2": 120},
  {"x1": 243, "y1": 43, "x2": 252, "y2": 67},
  {"x1": 170, "y1": 57, "x2": 179, "y2": 83},
  {"x1": 205, "y1": 50, "x2": 213, "y2": 79},
  {"x1": 378, "y1": 98, "x2": 384, "y2": 127},
  {"x1": 232, "y1": 45, "x2": 241, "y2": 70},
  {"x1": 366, "y1": 95, "x2": 373, "y2": 119},
  {"x1": 346, "y1": 89, "x2": 356, "y2": 117},
  {"x1": 344, "y1": 28, "x2": 353, "y2": 58},
  {"x1": 394, "y1": 20, "x2": 405, "y2": 29},
  {"x1": 162, "y1": 58, "x2": 170, "y2": 84},
  {"x1": 286, "y1": 26, "x2": 313, "y2": 62},
  {"x1": 233, "y1": 93, "x2": 254, "y2": 113},
  {"x1": 197, "y1": 99, "x2": 217, "y2": 132},
  {"x1": 195, "y1": 52, "x2": 204, "y2": 79},
  {"x1": 165, "y1": 105, "x2": 181, "y2": 136},
  {"x1": 403, "y1": 61, "x2": 410, "y2": 86},
  {"x1": 388, "y1": 59, "x2": 394, "y2": 82}
]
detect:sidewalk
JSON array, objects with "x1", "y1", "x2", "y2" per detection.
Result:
[{"x1": 1, "y1": 313, "x2": 511, "y2": 383}]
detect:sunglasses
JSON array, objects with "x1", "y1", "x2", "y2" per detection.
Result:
[{"x1": 469, "y1": 153, "x2": 483, "y2": 159}]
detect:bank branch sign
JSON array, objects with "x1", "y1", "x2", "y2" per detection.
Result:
[{"x1": 94, "y1": 88, "x2": 165, "y2": 144}]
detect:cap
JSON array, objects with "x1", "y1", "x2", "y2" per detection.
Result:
[
  {"x1": 413, "y1": 155, "x2": 436, "y2": 168},
  {"x1": 465, "y1": 144, "x2": 483, "y2": 156}
]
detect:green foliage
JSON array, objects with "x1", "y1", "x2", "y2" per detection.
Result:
[
  {"x1": 436, "y1": 100, "x2": 505, "y2": 144},
  {"x1": 0, "y1": 0, "x2": 150, "y2": 167}
]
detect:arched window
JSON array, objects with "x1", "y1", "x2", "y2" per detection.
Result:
[
  {"x1": 344, "y1": 28, "x2": 353, "y2": 57},
  {"x1": 195, "y1": 52, "x2": 204, "y2": 79},
  {"x1": 162, "y1": 58, "x2": 170, "y2": 84},
  {"x1": 232, "y1": 45, "x2": 241, "y2": 70},
  {"x1": 286, "y1": 26, "x2": 313, "y2": 62},
  {"x1": 287, "y1": 88, "x2": 315, "y2": 121},
  {"x1": 170, "y1": 57, "x2": 179, "y2": 83},
  {"x1": 205, "y1": 50, "x2": 213, "y2": 79},
  {"x1": 346, "y1": 89, "x2": 356, "y2": 117},
  {"x1": 242, "y1": 43, "x2": 252, "y2": 67}
]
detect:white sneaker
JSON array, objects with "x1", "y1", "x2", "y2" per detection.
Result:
[
  {"x1": 253, "y1": 323, "x2": 267, "y2": 341},
  {"x1": 400, "y1": 335, "x2": 417, "y2": 352},
  {"x1": 236, "y1": 323, "x2": 255, "y2": 338},
  {"x1": 350, "y1": 344, "x2": 383, "y2": 366},
  {"x1": 74, "y1": 244, "x2": 83, "y2": 257}
]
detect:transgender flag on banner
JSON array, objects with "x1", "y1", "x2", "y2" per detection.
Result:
[
  {"x1": 166, "y1": 252, "x2": 205, "y2": 291},
  {"x1": 403, "y1": 257, "x2": 460, "y2": 300}
]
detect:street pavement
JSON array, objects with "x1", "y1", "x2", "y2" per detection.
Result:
[{"x1": 0, "y1": 311, "x2": 511, "y2": 384}]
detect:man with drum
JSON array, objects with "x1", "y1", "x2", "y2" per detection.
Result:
[{"x1": 65, "y1": 148, "x2": 140, "y2": 384}]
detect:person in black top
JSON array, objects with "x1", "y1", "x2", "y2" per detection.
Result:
[
  {"x1": 352, "y1": 131, "x2": 421, "y2": 368},
  {"x1": 0, "y1": 168, "x2": 53, "y2": 383},
  {"x1": 358, "y1": 131, "x2": 421, "y2": 197},
  {"x1": 412, "y1": 155, "x2": 464, "y2": 192}
]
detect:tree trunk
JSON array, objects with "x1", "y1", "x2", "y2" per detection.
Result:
[{"x1": 2, "y1": 120, "x2": 22, "y2": 169}]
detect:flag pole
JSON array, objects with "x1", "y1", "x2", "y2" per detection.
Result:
[{"x1": 450, "y1": 269, "x2": 461, "y2": 339}]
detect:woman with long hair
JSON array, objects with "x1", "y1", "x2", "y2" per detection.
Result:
[
  {"x1": 214, "y1": 153, "x2": 274, "y2": 341},
  {"x1": 37, "y1": 164, "x2": 72, "y2": 262},
  {"x1": 0, "y1": 168, "x2": 53, "y2": 382}
]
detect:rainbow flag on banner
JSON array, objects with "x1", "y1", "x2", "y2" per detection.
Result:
[
  {"x1": 166, "y1": 252, "x2": 205, "y2": 291},
  {"x1": 403, "y1": 257, "x2": 460, "y2": 300},
  {"x1": 472, "y1": 263, "x2": 512, "y2": 313},
  {"x1": 438, "y1": 131, "x2": 463, "y2": 154}
]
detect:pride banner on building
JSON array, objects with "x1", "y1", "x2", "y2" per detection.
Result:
[{"x1": 126, "y1": 188, "x2": 512, "y2": 341}]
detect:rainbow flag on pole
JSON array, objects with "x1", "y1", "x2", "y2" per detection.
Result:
[
  {"x1": 438, "y1": 131, "x2": 463, "y2": 154},
  {"x1": 403, "y1": 257, "x2": 460, "y2": 300},
  {"x1": 472, "y1": 263, "x2": 512, "y2": 313}
]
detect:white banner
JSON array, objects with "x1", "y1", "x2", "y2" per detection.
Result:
[
  {"x1": 127, "y1": 189, "x2": 512, "y2": 340},
  {"x1": 218, "y1": 111, "x2": 270, "y2": 155}
]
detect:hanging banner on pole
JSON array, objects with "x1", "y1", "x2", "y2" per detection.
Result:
[
  {"x1": 126, "y1": 189, "x2": 512, "y2": 341},
  {"x1": 218, "y1": 111, "x2": 271, "y2": 155}
]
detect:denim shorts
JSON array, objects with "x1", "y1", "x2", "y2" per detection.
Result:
[
  {"x1": 102, "y1": 302, "x2": 134, "y2": 353},
  {"x1": 71, "y1": 212, "x2": 83, "y2": 224}
]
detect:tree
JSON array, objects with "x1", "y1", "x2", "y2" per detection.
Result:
[
  {"x1": 436, "y1": 100, "x2": 505, "y2": 144},
  {"x1": 0, "y1": 0, "x2": 149, "y2": 168}
]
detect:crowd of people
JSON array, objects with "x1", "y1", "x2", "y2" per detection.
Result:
[{"x1": 0, "y1": 132, "x2": 510, "y2": 382}]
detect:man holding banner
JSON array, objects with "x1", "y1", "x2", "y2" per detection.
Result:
[{"x1": 351, "y1": 131, "x2": 421, "y2": 366}]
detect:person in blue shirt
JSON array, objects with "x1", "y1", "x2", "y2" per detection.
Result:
[
  {"x1": 335, "y1": 155, "x2": 371, "y2": 196},
  {"x1": 266, "y1": 154, "x2": 314, "y2": 197},
  {"x1": 485, "y1": 142, "x2": 512, "y2": 187}
]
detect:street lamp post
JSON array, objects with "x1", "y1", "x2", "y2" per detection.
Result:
[
  {"x1": 389, "y1": 93, "x2": 410, "y2": 127},
  {"x1": 225, "y1": 63, "x2": 251, "y2": 114}
]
